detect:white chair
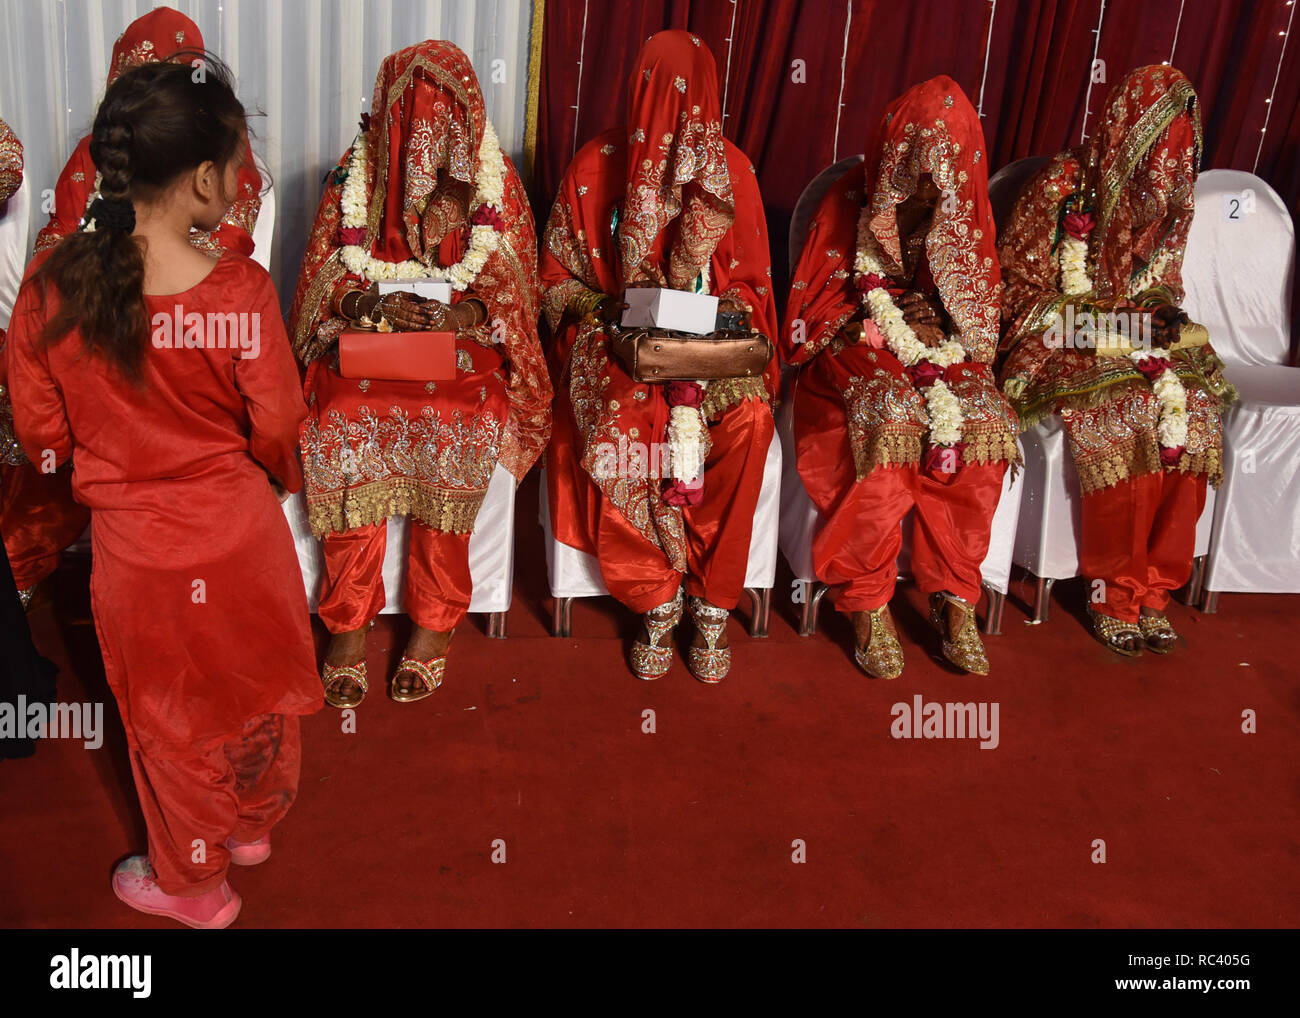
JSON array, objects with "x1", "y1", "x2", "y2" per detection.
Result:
[
  {"x1": 1180, "y1": 169, "x2": 1300, "y2": 610},
  {"x1": 778, "y1": 157, "x2": 1023, "y2": 636},
  {"x1": 0, "y1": 172, "x2": 29, "y2": 330},
  {"x1": 991, "y1": 157, "x2": 1217, "y2": 621},
  {"x1": 540, "y1": 426, "x2": 783, "y2": 638},
  {"x1": 250, "y1": 155, "x2": 274, "y2": 272},
  {"x1": 284, "y1": 462, "x2": 517, "y2": 637}
]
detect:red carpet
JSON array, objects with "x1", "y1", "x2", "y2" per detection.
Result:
[{"x1": 2, "y1": 472, "x2": 1298, "y2": 928}]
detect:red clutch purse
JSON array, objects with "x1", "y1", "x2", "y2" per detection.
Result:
[{"x1": 337, "y1": 330, "x2": 457, "y2": 381}]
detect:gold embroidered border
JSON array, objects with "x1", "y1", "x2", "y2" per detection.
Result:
[
  {"x1": 1077, "y1": 443, "x2": 1222, "y2": 496},
  {"x1": 308, "y1": 478, "x2": 488, "y2": 537},
  {"x1": 702, "y1": 376, "x2": 768, "y2": 420},
  {"x1": 852, "y1": 428, "x2": 924, "y2": 480}
]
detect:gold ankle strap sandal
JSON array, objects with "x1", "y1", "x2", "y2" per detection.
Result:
[
  {"x1": 630, "y1": 588, "x2": 684, "y2": 681},
  {"x1": 687, "y1": 596, "x2": 731, "y2": 684},
  {"x1": 1138, "y1": 612, "x2": 1177, "y2": 654},
  {"x1": 929, "y1": 592, "x2": 989, "y2": 675},
  {"x1": 853, "y1": 606, "x2": 904, "y2": 679},
  {"x1": 390, "y1": 654, "x2": 445, "y2": 703},
  {"x1": 1088, "y1": 607, "x2": 1143, "y2": 658},
  {"x1": 321, "y1": 661, "x2": 369, "y2": 709}
]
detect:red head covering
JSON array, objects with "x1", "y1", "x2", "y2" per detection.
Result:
[
  {"x1": 1081, "y1": 64, "x2": 1200, "y2": 298},
  {"x1": 363, "y1": 40, "x2": 488, "y2": 267},
  {"x1": 860, "y1": 75, "x2": 1001, "y2": 359},
  {"x1": 107, "y1": 6, "x2": 203, "y2": 86},
  {"x1": 619, "y1": 30, "x2": 734, "y2": 291}
]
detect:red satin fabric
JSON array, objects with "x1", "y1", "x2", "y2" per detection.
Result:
[
  {"x1": 318, "y1": 519, "x2": 473, "y2": 634},
  {"x1": 129, "y1": 713, "x2": 301, "y2": 895},
  {"x1": 0, "y1": 462, "x2": 88, "y2": 588},
  {"x1": 1081, "y1": 471, "x2": 1207, "y2": 622},
  {"x1": 548, "y1": 391, "x2": 773, "y2": 614},
  {"x1": 5, "y1": 252, "x2": 322, "y2": 760}
]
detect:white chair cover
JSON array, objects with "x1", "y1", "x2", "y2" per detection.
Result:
[
  {"x1": 1181, "y1": 171, "x2": 1300, "y2": 595},
  {"x1": 540, "y1": 431, "x2": 783, "y2": 599},
  {"x1": 285, "y1": 462, "x2": 517, "y2": 615},
  {"x1": 1182, "y1": 169, "x2": 1293, "y2": 366},
  {"x1": 0, "y1": 178, "x2": 29, "y2": 330},
  {"x1": 250, "y1": 158, "x2": 275, "y2": 272}
]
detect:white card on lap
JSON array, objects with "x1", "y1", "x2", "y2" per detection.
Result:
[
  {"x1": 621, "y1": 287, "x2": 718, "y2": 335},
  {"x1": 379, "y1": 278, "x2": 453, "y2": 304}
]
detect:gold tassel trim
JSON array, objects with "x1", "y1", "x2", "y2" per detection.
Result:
[{"x1": 308, "y1": 479, "x2": 488, "y2": 538}]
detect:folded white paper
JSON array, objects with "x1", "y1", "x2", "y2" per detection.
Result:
[
  {"x1": 379, "y1": 278, "x2": 453, "y2": 304},
  {"x1": 621, "y1": 287, "x2": 719, "y2": 335}
]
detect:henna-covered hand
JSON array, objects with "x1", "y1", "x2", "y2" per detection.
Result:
[
  {"x1": 898, "y1": 291, "x2": 943, "y2": 329},
  {"x1": 1148, "y1": 304, "x2": 1189, "y2": 350}
]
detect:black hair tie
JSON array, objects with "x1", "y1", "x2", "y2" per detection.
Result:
[{"x1": 86, "y1": 196, "x2": 136, "y2": 232}]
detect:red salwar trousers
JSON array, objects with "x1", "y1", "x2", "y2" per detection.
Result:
[
  {"x1": 812, "y1": 461, "x2": 1007, "y2": 612},
  {"x1": 128, "y1": 712, "x2": 301, "y2": 895},
  {"x1": 318, "y1": 521, "x2": 472, "y2": 634},
  {"x1": 0, "y1": 461, "x2": 89, "y2": 590},
  {"x1": 1081, "y1": 470, "x2": 1206, "y2": 623},
  {"x1": 551, "y1": 394, "x2": 774, "y2": 615}
]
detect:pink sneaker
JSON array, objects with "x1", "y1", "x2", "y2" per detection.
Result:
[
  {"x1": 225, "y1": 835, "x2": 272, "y2": 866},
  {"x1": 111, "y1": 856, "x2": 241, "y2": 929}
]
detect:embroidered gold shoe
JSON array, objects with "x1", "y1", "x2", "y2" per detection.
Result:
[
  {"x1": 389, "y1": 654, "x2": 445, "y2": 702},
  {"x1": 929, "y1": 592, "x2": 989, "y2": 675},
  {"x1": 322, "y1": 660, "x2": 369, "y2": 709},
  {"x1": 1088, "y1": 606, "x2": 1143, "y2": 658},
  {"x1": 630, "y1": 588, "x2": 684, "y2": 681},
  {"x1": 852, "y1": 606, "x2": 904, "y2": 679},
  {"x1": 687, "y1": 596, "x2": 731, "y2": 684},
  {"x1": 1138, "y1": 611, "x2": 1178, "y2": 654}
]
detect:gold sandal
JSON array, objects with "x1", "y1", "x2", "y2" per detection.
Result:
[
  {"x1": 853, "y1": 606, "x2": 904, "y2": 679},
  {"x1": 929, "y1": 592, "x2": 989, "y2": 675},
  {"x1": 322, "y1": 661, "x2": 369, "y2": 709},
  {"x1": 1088, "y1": 607, "x2": 1143, "y2": 658},
  {"x1": 630, "y1": 588, "x2": 683, "y2": 681},
  {"x1": 687, "y1": 596, "x2": 731, "y2": 684},
  {"x1": 1139, "y1": 612, "x2": 1178, "y2": 654},
  {"x1": 389, "y1": 654, "x2": 445, "y2": 703}
]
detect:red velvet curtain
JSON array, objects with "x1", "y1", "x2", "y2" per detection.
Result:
[{"x1": 534, "y1": 0, "x2": 1300, "y2": 329}]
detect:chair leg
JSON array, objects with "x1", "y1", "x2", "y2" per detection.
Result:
[
  {"x1": 487, "y1": 611, "x2": 508, "y2": 639},
  {"x1": 1189, "y1": 555, "x2": 1206, "y2": 607},
  {"x1": 1030, "y1": 574, "x2": 1055, "y2": 623},
  {"x1": 1174, "y1": 555, "x2": 1206, "y2": 607},
  {"x1": 1200, "y1": 588, "x2": 1220, "y2": 614},
  {"x1": 551, "y1": 596, "x2": 573, "y2": 638},
  {"x1": 744, "y1": 587, "x2": 771, "y2": 638},
  {"x1": 981, "y1": 583, "x2": 1004, "y2": 636},
  {"x1": 798, "y1": 580, "x2": 828, "y2": 637}
]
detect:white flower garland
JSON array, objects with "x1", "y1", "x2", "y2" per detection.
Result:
[
  {"x1": 666, "y1": 389, "x2": 708, "y2": 481},
  {"x1": 1057, "y1": 215, "x2": 1186, "y2": 454},
  {"x1": 854, "y1": 208, "x2": 965, "y2": 448},
  {"x1": 338, "y1": 120, "x2": 506, "y2": 289}
]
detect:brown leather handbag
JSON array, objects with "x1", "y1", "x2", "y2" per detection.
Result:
[{"x1": 610, "y1": 327, "x2": 773, "y2": 382}]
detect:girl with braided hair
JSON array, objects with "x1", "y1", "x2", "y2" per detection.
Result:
[{"x1": 4, "y1": 55, "x2": 319, "y2": 928}]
